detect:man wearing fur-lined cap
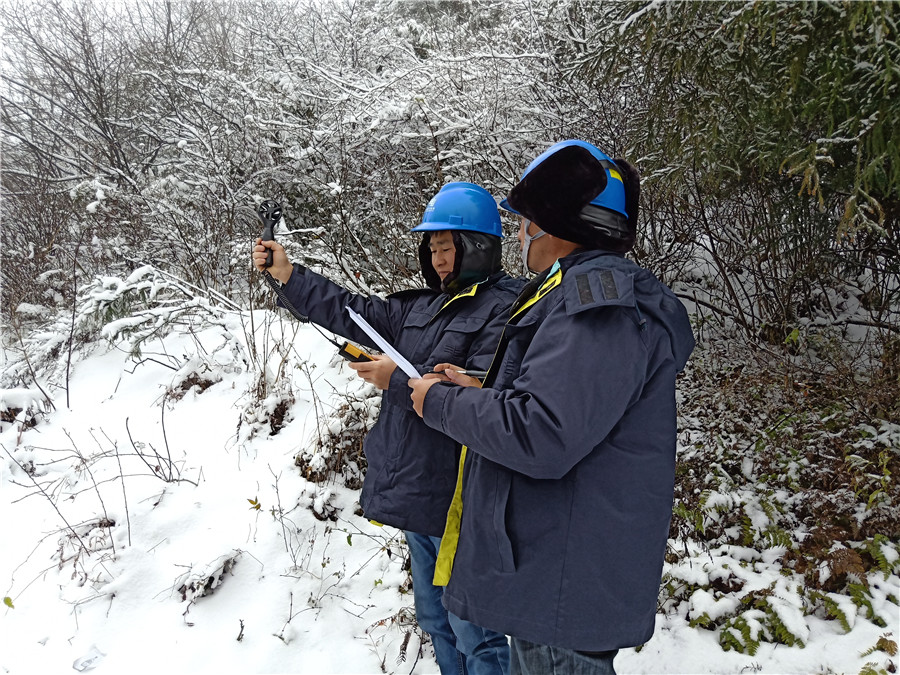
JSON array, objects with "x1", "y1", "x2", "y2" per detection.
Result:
[{"x1": 410, "y1": 141, "x2": 696, "y2": 675}]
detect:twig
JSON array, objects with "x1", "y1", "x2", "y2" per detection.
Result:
[
  {"x1": 7, "y1": 321, "x2": 56, "y2": 413},
  {"x1": 111, "y1": 438, "x2": 132, "y2": 547},
  {"x1": 72, "y1": 428, "x2": 116, "y2": 557},
  {"x1": 65, "y1": 234, "x2": 84, "y2": 409},
  {"x1": 4, "y1": 536, "x2": 57, "y2": 604},
  {"x1": 269, "y1": 465, "x2": 302, "y2": 567},
  {"x1": 124, "y1": 417, "x2": 198, "y2": 486},
  {"x1": 122, "y1": 256, "x2": 241, "y2": 311},
  {"x1": 1, "y1": 443, "x2": 111, "y2": 578},
  {"x1": 160, "y1": 396, "x2": 175, "y2": 481},
  {"x1": 125, "y1": 356, "x2": 178, "y2": 373}
]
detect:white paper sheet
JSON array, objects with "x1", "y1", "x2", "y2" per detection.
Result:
[{"x1": 345, "y1": 306, "x2": 421, "y2": 379}]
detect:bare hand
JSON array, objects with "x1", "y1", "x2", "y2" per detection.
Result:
[
  {"x1": 409, "y1": 377, "x2": 443, "y2": 417},
  {"x1": 432, "y1": 363, "x2": 483, "y2": 389},
  {"x1": 348, "y1": 355, "x2": 397, "y2": 390},
  {"x1": 252, "y1": 237, "x2": 293, "y2": 284}
]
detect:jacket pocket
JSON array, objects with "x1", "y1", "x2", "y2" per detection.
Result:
[
  {"x1": 497, "y1": 319, "x2": 539, "y2": 382},
  {"x1": 492, "y1": 471, "x2": 516, "y2": 573},
  {"x1": 433, "y1": 314, "x2": 491, "y2": 363}
]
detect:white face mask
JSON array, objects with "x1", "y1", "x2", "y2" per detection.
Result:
[{"x1": 520, "y1": 219, "x2": 546, "y2": 274}]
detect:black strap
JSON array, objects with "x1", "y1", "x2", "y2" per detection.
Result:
[
  {"x1": 263, "y1": 272, "x2": 309, "y2": 323},
  {"x1": 262, "y1": 271, "x2": 348, "y2": 351}
]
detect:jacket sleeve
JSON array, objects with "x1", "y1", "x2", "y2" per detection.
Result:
[
  {"x1": 421, "y1": 299, "x2": 649, "y2": 479},
  {"x1": 278, "y1": 266, "x2": 409, "y2": 350}
]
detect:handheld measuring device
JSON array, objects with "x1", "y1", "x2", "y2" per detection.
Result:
[
  {"x1": 257, "y1": 199, "x2": 282, "y2": 268},
  {"x1": 337, "y1": 341, "x2": 374, "y2": 363},
  {"x1": 256, "y1": 199, "x2": 375, "y2": 364}
]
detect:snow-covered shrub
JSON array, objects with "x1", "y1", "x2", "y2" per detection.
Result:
[
  {"x1": 53, "y1": 517, "x2": 117, "y2": 588},
  {"x1": 2, "y1": 264, "x2": 247, "y2": 400},
  {"x1": 295, "y1": 387, "x2": 380, "y2": 489},
  {"x1": 176, "y1": 551, "x2": 242, "y2": 606},
  {"x1": 238, "y1": 370, "x2": 295, "y2": 440},
  {"x1": 0, "y1": 387, "x2": 52, "y2": 433},
  {"x1": 166, "y1": 355, "x2": 225, "y2": 401},
  {"x1": 79, "y1": 265, "x2": 237, "y2": 358}
]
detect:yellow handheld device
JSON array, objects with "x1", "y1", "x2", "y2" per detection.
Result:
[{"x1": 338, "y1": 341, "x2": 374, "y2": 363}]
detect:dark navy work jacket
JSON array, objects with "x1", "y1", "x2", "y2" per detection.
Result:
[
  {"x1": 422, "y1": 250, "x2": 696, "y2": 651},
  {"x1": 279, "y1": 265, "x2": 523, "y2": 536}
]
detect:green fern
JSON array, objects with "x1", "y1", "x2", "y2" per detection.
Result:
[
  {"x1": 760, "y1": 525, "x2": 793, "y2": 549},
  {"x1": 814, "y1": 592, "x2": 852, "y2": 633},
  {"x1": 689, "y1": 611, "x2": 714, "y2": 629},
  {"x1": 864, "y1": 535, "x2": 898, "y2": 580},
  {"x1": 672, "y1": 501, "x2": 705, "y2": 536},
  {"x1": 719, "y1": 625, "x2": 748, "y2": 654},
  {"x1": 767, "y1": 607, "x2": 805, "y2": 648},
  {"x1": 749, "y1": 589, "x2": 807, "y2": 649},
  {"x1": 759, "y1": 491, "x2": 784, "y2": 521},
  {"x1": 740, "y1": 514, "x2": 754, "y2": 546},
  {"x1": 719, "y1": 614, "x2": 761, "y2": 655},
  {"x1": 849, "y1": 583, "x2": 888, "y2": 629},
  {"x1": 699, "y1": 489, "x2": 733, "y2": 518}
]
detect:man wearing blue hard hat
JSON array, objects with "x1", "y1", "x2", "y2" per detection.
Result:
[
  {"x1": 253, "y1": 182, "x2": 520, "y2": 675},
  {"x1": 410, "y1": 142, "x2": 696, "y2": 674}
]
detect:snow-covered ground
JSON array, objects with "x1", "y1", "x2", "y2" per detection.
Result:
[{"x1": 1, "y1": 311, "x2": 897, "y2": 674}]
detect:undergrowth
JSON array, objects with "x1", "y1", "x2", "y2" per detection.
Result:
[
  {"x1": 295, "y1": 389, "x2": 379, "y2": 491},
  {"x1": 667, "y1": 336, "x2": 900, "y2": 666}
]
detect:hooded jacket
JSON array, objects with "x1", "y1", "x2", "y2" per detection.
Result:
[
  {"x1": 278, "y1": 265, "x2": 524, "y2": 536},
  {"x1": 421, "y1": 249, "x2": 695, "y2": 651}
]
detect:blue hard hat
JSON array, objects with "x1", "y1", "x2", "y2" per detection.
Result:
[
  {"x1": 412, "y1": 182, "x2": 503, "y2": 238},
  {"x1": 500, "y1": 140, "x2": 627, "y2": 220}
]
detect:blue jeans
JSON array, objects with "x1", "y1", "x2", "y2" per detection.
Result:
[
  {"x1": 405, "y1": 532, "x2": 510, "y2": 675},
  {"x1": 450, "y1": 609, "x2": 510, "y2": 675},
  {"x1": 509, "y1": 637, "x2": 617, "y2": 675}
]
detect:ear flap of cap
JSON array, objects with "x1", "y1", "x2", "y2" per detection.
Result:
[
  {"x1": 438, "y1": 231, "x2": 465, "y2": 293},
  {"x1": 614, "y1": 157, "x2": 640, "y2": 235},
  {"x1": 506, "y1": 145, "x2": 608, "y2": 245},
  {"x1": 442, "y1": 231, "x2": 502, "y2": 293},
  {"x1": 417, "y1": 233, "x2": 442, "y2": 291}
]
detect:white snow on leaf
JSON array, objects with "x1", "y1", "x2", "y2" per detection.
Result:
[
  {"x1": 769, "y1": 578, "x2": 810, "y2": 645},
  {"x1": 688, "y1": 588, "x2": 740, "y2": 622}
]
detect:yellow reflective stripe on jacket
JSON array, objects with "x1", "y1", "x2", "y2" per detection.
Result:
[
  {"x1": 511, "y1": 267, "x2": 562, "y2": 320},
  {"x1": 434, "y1": 266, "x2": 565, "y2": 586},
  {"x1": 434, "y1": 281, "x2": 481, "y2": 318},
  {"x1": 433, "y1": 444, "x2": 467, "y2": 586}
]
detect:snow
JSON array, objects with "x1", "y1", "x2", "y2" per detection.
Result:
[
  {"x1": 1, "y1": 316, "x2": 898, "y2": 674},
  {"x1": 13, "y1": 304, "x2": 49, "y2": 318},
  {"x1": 688, "y1": 589, "x2": 741, "y2": 623},
  {"x1": 0, "y1": 387, "x2": 49, "y2": 413}
]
